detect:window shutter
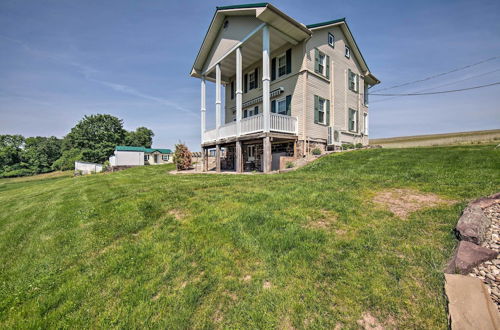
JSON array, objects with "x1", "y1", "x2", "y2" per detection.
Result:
[
  {"x1": 244, "y1": 110, "x2": 248, "y2": 118},
  {"x1": 356, "y1": 110, "x2": 359, "y2": 132},
  {"x1": 326, "y1": 99, "x2": 330, "y2": 126},
  {"x1": 285, "y1": 95, "x2": 292, "y2": 116},
  {"x1": 254, "y1": 67, "x2": 259, "y2": 89},
  {"x1": 326, "y1": 55, "x2": 330, "y2": 79},
  {"x1": 271, "y1": 57, "x2": 276, "y2": 81},
  {"x1": 314, "y1": 49, "x2": 320, "y2": 73},
  {"x1": 286, "y1": 48, "x2": 292, "y2": 74},
  {"x1": 355, "y1": 74, "x2": 359, "y2": 92},
  {"x1": 348, "y1": 70, "x2": 352, "y2": 91},
  {"x1": 314, "y1": 95, "x2": 319, "y2": 124},
  {"x1": 244, "y1": 74, "x2": 248, "y2": 93},
  {"x1": 271, "y1": 100, "x2": 276, "y2": 113},
  {"x1": 230, "y1": 81, "x2": 234, "y2": 99},
  {"x1": 254, "y1": 106, "x2": 259, "y2": 115},
  {"x1": 348, "y1": 109, "x2": 354, "y2": 131}
]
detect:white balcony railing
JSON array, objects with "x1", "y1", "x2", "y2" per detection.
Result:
[
  {"x1": 270, "y1": 113, "x2": 298, "y2": 134},
  {"x1": 203, "y1": 129, "x2": 217, "y2": 142},
  {"x1": 241, "y1": 113, "x2": 263, "y2": 135},
  {"x1": 218, "y1": 122, "x2": 237, "y2": 139},
  {"x1": 202, "y1": 113, "x2": 297, "y2": 143}
]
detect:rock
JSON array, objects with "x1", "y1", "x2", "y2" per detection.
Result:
[
  {"x1": 471, "y1": 193, "x2": 500, "y2": 210},
  {"x1": 446, "y1": 241, "x2": 498, "y2": 275},
  {"x1": 456, "y1": 205, "x2": 491, "y2": 245},
  {"x1": 445, "y1": 274, "x2": 500, "y2": 329}
]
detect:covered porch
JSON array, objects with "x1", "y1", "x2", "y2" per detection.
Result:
[{"x1": 191, "y1": 5, "x2": 310, "y2": 173}]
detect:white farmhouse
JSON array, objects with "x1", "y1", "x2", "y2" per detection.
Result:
[{"x1": 109, "y1": 146, "x2": 173, "y2": 167}]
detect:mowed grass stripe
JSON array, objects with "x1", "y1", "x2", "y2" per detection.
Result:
[{"x1": 0, "y1": 145, "x2": 498, "y2": 328}]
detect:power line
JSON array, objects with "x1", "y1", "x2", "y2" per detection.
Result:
[
  {"x1": 370, "y1": 56, "x2": 499, "y2": 92},
  {"x1": 370, "y1": 81, "x2": 500, "y2": 96},
  {"x1": 369, "y1": 68, "x2": 500, "y2": 103}
]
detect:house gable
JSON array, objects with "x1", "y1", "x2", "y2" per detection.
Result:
[
  {"x1": 307, "y1": 19, "x2": 379, "y2": 85},
  {"x1": 203, "y1": 16, "x2": 263, "y2": 73}
]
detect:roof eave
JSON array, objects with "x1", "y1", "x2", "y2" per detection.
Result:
[{"x1": 190, "y1": 3, "x2": 311, "y2": 77}]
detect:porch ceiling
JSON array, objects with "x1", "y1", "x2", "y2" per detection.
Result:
[{"x1": 204, "y1": 28, "x2": 291, "y2": 82}]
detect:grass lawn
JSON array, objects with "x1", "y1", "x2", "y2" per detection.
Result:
[{"x1": 0, "y1": 145, "x2": 499, "y2": 328}]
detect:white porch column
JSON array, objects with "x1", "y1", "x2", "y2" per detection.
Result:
[
  {"x1": 262, "y1": 25, "x2": 270, "y2": 132},
  {"x1": 236, "y1": 47, "x2": 242, "y2": 136},
  {"x1": 215, "y1": 64, "x2": 222, "y2": 138},
  {"x1": 200, "y1": 77, "x2": 206, "y2": 144}
]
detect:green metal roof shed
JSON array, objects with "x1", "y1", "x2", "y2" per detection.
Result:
[{"x1": 115, "y1": 146, "x2": 172, "y2": 154}]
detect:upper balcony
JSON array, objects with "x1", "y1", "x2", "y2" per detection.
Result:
[{"x1": 203, "y1": 112, "x2": 297, "y2": 144}]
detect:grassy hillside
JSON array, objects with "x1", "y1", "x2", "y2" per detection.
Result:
[
  {"x1": 1, "y1": 145, "x2": 499, "y2": 328},
  {"x1": 370, "y1": 129, "x2": 500, "y2": 148}
]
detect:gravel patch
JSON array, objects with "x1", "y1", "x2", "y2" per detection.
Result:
[{"x1": 468, "y1": 203, "x2": 500, "y2": 310}]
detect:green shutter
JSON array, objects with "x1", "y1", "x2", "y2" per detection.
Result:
[
  {"x1": 348, "y1": 70, "x2": 352, "y2": 91},
  {"x1": 271, "y1": 57, "x2": 276, "y2": 81},
  {"x1": 286, "y1": 48, "x2": 292, "y2": 74},
  {"x1": 326, "y1": 99, "x2": 330, "y2": 126},
  {"x1": 271, "y1": 100, "x2": 276, "y2": 113},
  {"x1": 314, "y1": 95, "x2": 319, "y2": 124},
  {"x1": 349, "y1": 109, "x2": 355, "y2": 131},
  {"x1": 254, "y1": 67, "x2": 259, "y2": 89},
  {"x1": 355, "y1": 74, "x2": 359, "y2": 93},
  {"x1": 285, "y1": 95, "x2": 292, "y2": 116},
  {"x1": 254, "y1": 106, "x2": 259, "y2": 115},
  {"x1": 244, "y1": 74, "x2": 248, "y2": 93},
  {"x1": 326, "y1": 55, "x2": 330, "y2": 79},
  {"x1": 314, "y1": 49, "x2": 320, "y2": 73},
  {"x1": 356, "y1": 110, "x2": 359, "y2": 132}
]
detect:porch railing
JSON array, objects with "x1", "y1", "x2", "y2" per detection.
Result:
[
  {"x1": 241, "y1": 113, "x2": 263, "y2": 135},
  {"x1": 202, "y1": 113, "x2": 297, "y2": 143},
  {"x1": 270, "y1": 113, "x2": 298, "y2": 134}
]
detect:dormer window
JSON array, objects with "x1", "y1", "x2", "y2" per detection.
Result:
[{"x1": 328, "y1": 33, "x2": 335, "y2": 47}]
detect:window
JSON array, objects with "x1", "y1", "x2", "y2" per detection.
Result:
[
  {"x1": 277, "y1": 53, "x2": 287, "y2": 77},
  {"x1": 345, "y1": 46, "x2": 350, "y2": 58},
  {"x1": 144, "y1": 155, "x2": 150, "y2": 161},
  {"x1": 314, "y1": 95, "x2": 330, "y2": 125},
  {"x1": 248, "y1": 72, "x2": 256, "y2": 90},
  {"x1": 243, "y1": 106, "x2": 259, "y2": 118},
  {"x1": 271, "y1": 48, "x2": 291, "y2": 80},
  {"x1": 271, "y1": 95, "x2": 291, "y2": 115},
  {"x1": 363, "y1": 113, "x2": 368, "y2": 135},
  {"x1": 230, "y1": 81, "x2": 234, "y2": 100},
  {"x1": 318, "y1": 53, "x2": 326, "y2": 75},
  {"x1": 314, "y1": 49, "x2": 329, "y2": 78},
  {"x1": 247, "y1": 145, "x2": 255, "y2": 160},
  {"x1": 348, "y1": 109, "x2": 358, "y2": 132},
  {"x1": 276, "y1": 97, "x2": 287, "y2": 115},
  {"x1": 162, "y1": 154, "x2": 170, "y2": 161},
  {"x1": 318, "y1": 98, "x2": 326, "y2": 124},
  {"x1": 348, "y1": 69, "x2": 359, "y2": 93},
  {"x1": 328, "y1": 33, "x2": 335, "y2": 47}
]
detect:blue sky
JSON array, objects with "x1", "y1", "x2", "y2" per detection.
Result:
[{"x1": 0, "y1": 0, "x2": 499, "y2": 150}]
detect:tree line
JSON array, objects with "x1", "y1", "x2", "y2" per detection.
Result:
[{"x1": 0, "y1": 114, "x2": 154, "y2": 178}]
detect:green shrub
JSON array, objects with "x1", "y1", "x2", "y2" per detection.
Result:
[
  {"x1": 355, "y1": 143, "x2": 363, "y2": 149},
  {"x1": 342, "y1": 143, "x2": 354, "y2": 150},
  {"x1": 52, "y1": 149, "x2": 83, "y2": 171},
  {"x1": 311, "y1": 148, "x2": 321, "y2": 155},
  {"x1": 286, "y1": 161, "x2": 294, "y2": 168},
  {"x1": 0, "y1": 168, "x2": 33, "y2": 178}
]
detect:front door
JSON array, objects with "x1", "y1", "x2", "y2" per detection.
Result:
[{"x1": 154, "y1": 154, "x2": 158, "y2": 163}]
